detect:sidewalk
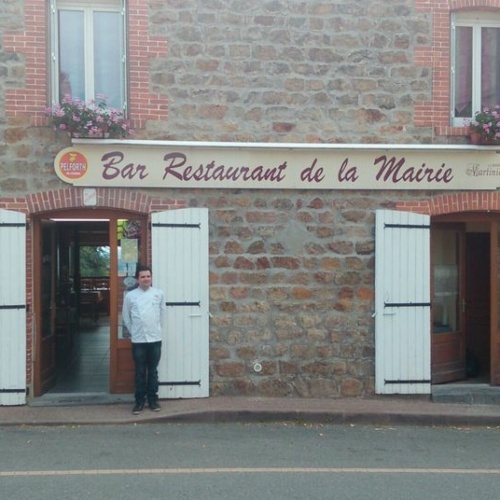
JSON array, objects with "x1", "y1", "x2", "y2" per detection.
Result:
[{"x1": 1, "y1": 396, "x2": 500, "y2": 427}]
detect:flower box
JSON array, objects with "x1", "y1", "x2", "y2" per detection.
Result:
[
  {"x1": 46, "y1": 96, "x2": 131, "y2": 139},
  {"x1": 468, "y1": 105, "x2": 500, "y2": 145}
]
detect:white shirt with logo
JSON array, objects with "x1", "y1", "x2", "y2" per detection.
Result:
[{"x1": 122, "y1": 286, "x2": 167, "y2": 343}]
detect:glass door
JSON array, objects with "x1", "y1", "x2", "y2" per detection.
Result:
[
  {"x1": 431, "y1": 224, "x2": 466, "y2": 383},
  {"x1": 110, "y1": 217, "x2": 147, "y2": 393},
  {"x1": 38, "y1": 222, "x2": 58, "y2": 394}
]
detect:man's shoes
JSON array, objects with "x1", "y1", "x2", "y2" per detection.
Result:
[
  {"x1": 132, "y1": 402, "x2": 144, "y2": 415},
  {"x1": 149, "y1": 401, "x2": 161, "y2": 412}
]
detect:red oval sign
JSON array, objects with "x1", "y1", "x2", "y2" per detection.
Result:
[{"x1": 57, "y1": 151, "x2": 88, "y2": 180}]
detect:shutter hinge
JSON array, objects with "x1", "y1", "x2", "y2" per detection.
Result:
[
  {"x1": 152, "y1": 223, "x2": 201, "y2": 229},
  {"x1": 384, "y1": 223, "x2": 430, "y2": 229},
  {"x1": 385, "y1": 379, "x2": 431, "y2": 385},
  {"x1": 384, "y1": 302, "x2": 431, "y2": 308},
  {"x1": 159, "y1": 380, "x2": 201, "y2": 387},
  {"x1": 165, "y1": 301, "x2": 201, "y2": 307}
]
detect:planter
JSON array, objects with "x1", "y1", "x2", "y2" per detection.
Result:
[
  {"x1": 468, "y1": 130, "x2": 500, "y2": 145},
  {"x1": 46, "y1": 97, "x2": 130, "y2": 139},
  {"x1": 469, "y1": 130, "x2": 483, "y2": 145}
]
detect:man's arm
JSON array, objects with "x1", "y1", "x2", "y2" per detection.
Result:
[
  {"x1": 122, "y1": 292, "x2": 132, "y2": 332},
  {"x1": 160, "y1": 290, "x2": 167, "y2": 331}
]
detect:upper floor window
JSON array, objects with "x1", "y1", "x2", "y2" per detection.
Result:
[
  {"x1": 50, "y1": 0, "x2": 126, "y2": 110},
  {"x1": 452, "y1": 11, "x2": 500, "y2": 126}
]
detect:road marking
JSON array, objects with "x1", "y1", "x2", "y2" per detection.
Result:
[{"x1": 2, "y1": 467, "x2": 500, "y2": 477}]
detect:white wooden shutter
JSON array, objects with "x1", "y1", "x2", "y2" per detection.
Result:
[
  {"x1": 0, "y1": 209, "x2": 27, "y2": 406},
  {"x1": 152, "y1": 208, "x2": 209, "y2": 398},
  {"x1": 375, "y1": 209, "x2": 431, "y2": 394}
]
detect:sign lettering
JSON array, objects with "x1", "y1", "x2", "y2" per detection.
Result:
[{"x1": 54, "y1": 142, "x2": 500, "y2": 191}]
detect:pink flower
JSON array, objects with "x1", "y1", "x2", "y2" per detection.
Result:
[{"x1": 45, "y1": 96, "x2": 131, "y2": 138}]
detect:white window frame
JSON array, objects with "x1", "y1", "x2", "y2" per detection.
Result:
[
  {"x1": 49, "y1": 0, "x2": 127, "y2": 111},
  {"x1": 451, "y1": 11, "x2": 500, "y2": 126}
]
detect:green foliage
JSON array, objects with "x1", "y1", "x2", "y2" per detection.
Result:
[
  {"x1": 468, "y1": 105, "x2": 500, "y2": 143},
  {"x1": 80, "y1": 246, "x2": 110, "y2": 277}
]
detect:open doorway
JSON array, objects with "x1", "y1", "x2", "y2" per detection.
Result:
[
  {"x1": 431, "y1": 220, "x2": 491, "y2": 384},
  {"x1": 465, "y1": 231, "x2": 490, "y2": 381},
  {"x1": 54, "y1": 221, "x2": 110, "y2": 393},
  {"x1": 38, "y1": 220, "x2": 111, "y2": 394},
  {"x1": 33, "y1": 211, "x2": 148, "y2": 398}
]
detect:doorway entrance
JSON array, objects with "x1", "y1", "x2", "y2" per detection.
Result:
[
  {"x1": 33, "y1": 210, "x2": 148, "y2": 397},
  {"x1": 375, "y1": 207, "x2": 500, "y2": 395},
  {"x1": 431, "y1": 218, "x2": 492, "y2": 385}
]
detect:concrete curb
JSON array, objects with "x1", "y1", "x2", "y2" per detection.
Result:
[
  {"x1": 149, "y1": 409, "x2": 500, "y2": 428},
  {"x1": 2, "y1": 397, "x2": 500, "y2": 428}
]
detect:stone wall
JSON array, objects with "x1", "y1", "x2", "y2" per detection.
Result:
[
  {"x1": 0, "y1": 1, "x2": 485, "y2": 398},
  {"x1": 166, "y1": 187, "x2": 426, "y2": 398},
  {"x1": 150, "y1": 0, "x2": 433, "y2": 143}
]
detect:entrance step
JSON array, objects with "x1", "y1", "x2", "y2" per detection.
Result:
[
  {"x1": 30, "y1": 392, "x2": 134, "y2": 407},
  {"x1": 432, "y1": 384, "x2": 500, "y2": 405}
]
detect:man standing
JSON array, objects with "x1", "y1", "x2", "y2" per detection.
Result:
[{"x1": 122, "y1": 265, "x2": 166, "y2": 414}]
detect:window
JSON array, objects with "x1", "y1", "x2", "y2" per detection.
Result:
[
  {"x1": 451, "y1": 11, "x2": 500, "y2": 126},
  {"x1": 50, "y1": 0, "x2": 126, "y2": 110}
]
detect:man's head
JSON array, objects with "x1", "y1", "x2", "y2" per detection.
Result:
[{"x1": 135, "y1": 265, "x2": 152, "y2": 290}]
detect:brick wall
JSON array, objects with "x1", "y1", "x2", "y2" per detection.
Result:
[
  {"x1": 3, "y1": 0, "x2": 169, "y2": 130},
  {"x1": 415, "y1": 0, "x2": 500, "y2": 138},
  {"x1": 397, "y1": 192, "x2": 500, "y2": 215}
]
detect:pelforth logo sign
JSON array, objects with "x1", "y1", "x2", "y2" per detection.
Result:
[
  {"x1": 56, "y1": 150, "x2": 89, "y2": 181},
  {"x1": 54, "y1": 141, "x2": 500, "y2": 190}
]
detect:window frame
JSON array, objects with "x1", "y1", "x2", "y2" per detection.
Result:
[
  {"x1": 49, "y1": 0, "x2": 127, "y2": 112},
  {"x1": 451, "y1": 11, "x2": 500, "y2": 127}
]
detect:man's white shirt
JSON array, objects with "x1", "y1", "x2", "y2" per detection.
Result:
[{"x1": 122, "y1": 286, "x2": 166, "y2": 343}]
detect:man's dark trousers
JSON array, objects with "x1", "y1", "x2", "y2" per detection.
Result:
[{"x1": 132, "y1": 341, "x2": 162, "y2": 405}]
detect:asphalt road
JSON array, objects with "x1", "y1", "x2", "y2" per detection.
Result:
[{"x1": 1, "y1": 422, "x2": 500, "y2": 499}]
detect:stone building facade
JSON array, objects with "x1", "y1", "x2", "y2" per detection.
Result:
[{"x1": 0, "y1": 0, "x2": 499, "y2": 404}]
